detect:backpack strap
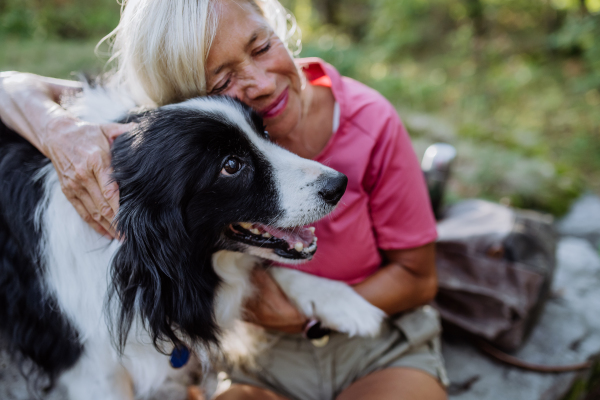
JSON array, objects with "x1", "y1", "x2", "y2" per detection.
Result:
[{"x1": 477, "y1": 340, "x2": 592, "y2": 372}]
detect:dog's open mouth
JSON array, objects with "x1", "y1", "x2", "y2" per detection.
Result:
[{"x1": 225, "y1": 222, "x2": 317, "y2": 260}]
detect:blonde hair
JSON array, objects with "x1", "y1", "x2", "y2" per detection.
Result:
[{"x1": 99, "y1": 0, "x2": 300, "y2": 106}]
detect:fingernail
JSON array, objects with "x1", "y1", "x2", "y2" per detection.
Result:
[{"x1": 102, "y1": 207, "x2": 114, "y2": 218}]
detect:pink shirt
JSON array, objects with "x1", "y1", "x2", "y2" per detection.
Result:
[{"x1": 280, "y1": 58, "x2": 437, "y2": 284}]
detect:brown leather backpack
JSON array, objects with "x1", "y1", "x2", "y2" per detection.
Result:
[{"x1": 432, "y1": 199, "x2": 557, "y2": 352}]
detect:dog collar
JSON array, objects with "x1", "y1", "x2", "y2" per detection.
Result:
[{"x1": 170, "y1": 345, "x2": 190, "y2": 368}]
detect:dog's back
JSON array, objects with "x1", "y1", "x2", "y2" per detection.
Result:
[{"x1": 0, "y1": 121, "x2": 83, "y2": 385}]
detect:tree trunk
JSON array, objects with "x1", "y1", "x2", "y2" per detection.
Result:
[
  {"x1": 465, "y1": 0, "x2": 486, "y2": 37},
  {"x1": 311, "y1": 0, "x2": 339, "y2": 25}
]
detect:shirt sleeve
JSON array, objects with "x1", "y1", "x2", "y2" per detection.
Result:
[{"x1": 363, "y1": 109, "x2": 438, "y2": 250}]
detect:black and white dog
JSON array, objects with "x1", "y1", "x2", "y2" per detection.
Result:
[{"x1": 0, "y1": 92, "x2": 384, "y2": 399}]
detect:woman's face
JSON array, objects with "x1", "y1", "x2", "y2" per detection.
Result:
[{"x1": 205, "y1": 0, "x2": 303, "y2": 141}]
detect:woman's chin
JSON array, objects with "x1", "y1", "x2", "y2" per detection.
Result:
[{"x1": 265, "y1": 112, "x2": 299, "y2": 142}]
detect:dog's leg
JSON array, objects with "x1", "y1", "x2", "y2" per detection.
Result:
[{"x1": 269, "y1": 268, "x2": 385, "y2": 337}]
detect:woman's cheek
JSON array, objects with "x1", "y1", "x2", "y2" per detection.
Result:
[{"x1": 267, "y1": 95, "x2": 302, "y2": 141}]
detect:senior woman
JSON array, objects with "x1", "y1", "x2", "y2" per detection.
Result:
[{"x1": 0, "y1": 0, "x2": 448, "y2": 399}]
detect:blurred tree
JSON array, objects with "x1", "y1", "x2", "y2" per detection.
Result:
[
  {"x1": 465, "y1": 0, "x2": 486, "y2": 37},
  {"x1": 311, "y1": 0, "x2": 338, "y2": 25}
]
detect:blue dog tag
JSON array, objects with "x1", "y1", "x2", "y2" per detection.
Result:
[{"x1": 170, "y1": 345, "x2": 190, "y2": 369}]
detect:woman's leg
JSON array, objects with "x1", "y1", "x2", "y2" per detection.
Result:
[
  {"x1": 336, "y1": 367, "x2": 447, "y2": 400},
  {"x1": 211, "y1": 384, "x2": 290, "y2": 400}
]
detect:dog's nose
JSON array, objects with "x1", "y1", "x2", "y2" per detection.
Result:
[{"x1": 319, "y1": 173, "x2": 348, "y2": 205}]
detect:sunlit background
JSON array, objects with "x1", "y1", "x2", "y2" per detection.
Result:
[{"x1": 0, "y1": 0, "x2": 599, "y2": 216}]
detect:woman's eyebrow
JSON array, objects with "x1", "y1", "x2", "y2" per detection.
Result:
[
  {"x1": 211, "y1": 26, "x2": 270, "y2": 76},
  {"x1": 245, "y1": 25, "x2": 269, "y2": 51}
]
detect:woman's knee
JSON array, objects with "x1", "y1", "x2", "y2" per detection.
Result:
[
  {"x1": 336, "y1": 367, "x2": 447, "y2": 400},
  {"x1": 212, "y1": 384, "x2": 290, "y2": 400}
]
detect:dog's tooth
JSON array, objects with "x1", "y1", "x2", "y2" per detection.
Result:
[
  {"x1": 250, "y1": 228, "x2": 261, "y2": 235},
  {"x1": 294, "y1": 242, "x2": 304, "y2": 252},
  {"x1": 262, "y1": 232, "x2": 272, "y2": 238},
  {"x1": 239, "y1": 222, "x2": 253, "y2": 230},
  {"x1": 308, "y1": 227, "x2": 316, "y2": 234}
]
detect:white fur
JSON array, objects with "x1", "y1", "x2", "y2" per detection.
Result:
[
  {"x1": 63, "y1": 82, "x2": 138, "y2": 124},
  {"x1": 212, "y1": 251, "x2": 258, "y2": 330}
]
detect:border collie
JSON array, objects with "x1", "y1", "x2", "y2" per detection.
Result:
[{"x1": 0, "y1": 92, "x2": 385, "y2": 399}]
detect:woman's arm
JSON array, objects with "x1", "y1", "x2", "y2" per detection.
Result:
[
  {"x1": 244, "y1": 242, "x2": 437, "y2": 333},
  {"x1": 0, "y1": 72, "x2": 134, "y2": 236},
  {"x1": 0, "y1": 72, "x2": 83, "y2": 154},
  {"x1": 352, "y1": 242, "x2": 437, "y2": 316}
]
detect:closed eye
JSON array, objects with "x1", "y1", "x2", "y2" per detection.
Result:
[
  {"x1": 211, "y1": 78, "x2": 231, "y2": 95},
  {"x1": 254, "y1": 41, "x2": 271, "y2": 56}
]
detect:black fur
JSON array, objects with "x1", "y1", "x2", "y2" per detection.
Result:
[{"x1": 0, "y1": 120, "x2": 83, "y2": 384}]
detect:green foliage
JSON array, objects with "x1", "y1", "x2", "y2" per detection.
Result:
[
  {"x1": 0, "y1": 0, "x2": 598, "y2": 215},
  {"x1": 0, "y1": 0, "x2": 120, "y2": 39},
  {"x1": 551, "y1": 12, "x2": 600, "y2": 90},
  {"x1": 0, "y1": 37, "x2": 105, "y2": 78},
  {"x1": 288, "y1": 0, "x2": 599, "y2": 215},
  {"x1": 561, "y1": 360, "x2": 600, "y2": 400}
]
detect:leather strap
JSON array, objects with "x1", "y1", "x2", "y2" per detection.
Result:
[{"x1": 477, "y1": 340, "x2": 592, "y2": 372}]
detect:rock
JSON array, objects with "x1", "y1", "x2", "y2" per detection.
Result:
[
  {"x1": 557, "y1": 194, "x2": 600, "y2": 248},
  {"x1": 443, "y1": 237, "x2": 600, "y2": 400},
  {"x1": 404, "y1": 113, "x2": 457, "y2": 143}
]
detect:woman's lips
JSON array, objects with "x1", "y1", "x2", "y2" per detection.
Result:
[{"x1": 261, "y1": 88, "x2": 289, "y2": 119}]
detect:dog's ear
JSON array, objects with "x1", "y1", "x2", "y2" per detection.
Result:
[{"x1": 108, "y1": 127, "x2": 221, "y2": 353}]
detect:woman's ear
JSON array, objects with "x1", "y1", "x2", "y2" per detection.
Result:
[{"x1": 108, "y1": 203, "x2": 220, "y2": 353}]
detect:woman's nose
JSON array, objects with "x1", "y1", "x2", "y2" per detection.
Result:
[{"x1": 241, "y1": 64, "x2": 277, "y2": 101}]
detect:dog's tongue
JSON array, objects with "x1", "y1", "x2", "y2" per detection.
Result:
[{"x1": 259, "y1": 225, "x2": 315, "y2": 249}]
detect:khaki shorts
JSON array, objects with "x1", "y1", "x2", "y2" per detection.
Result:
[{"x1": 228, "y1": 306, "x2": 449, "y2": 400}]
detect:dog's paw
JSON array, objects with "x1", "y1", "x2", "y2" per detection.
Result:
[
  {"x1": 314, "y1": 292, "x2": 385, "y2": 337},
  {"x1": 270, "y1": 268, "x2": 385, "y2": 338}
]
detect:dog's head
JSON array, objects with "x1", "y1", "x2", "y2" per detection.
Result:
[{"x1": 109, "y1": 96, "x2": 346, "y2": 350}]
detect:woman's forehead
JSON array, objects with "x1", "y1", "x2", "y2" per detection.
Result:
[{"x1": 206, "y1": 0, "x2": 270, "y2": 75}]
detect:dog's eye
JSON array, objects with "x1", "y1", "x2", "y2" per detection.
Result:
[
  {"x1": 263, "y1": 130, "x2": 270, "y2": 140},
  {"x1": 221, "y1": 157, "x2": 243, "y2": 176}
]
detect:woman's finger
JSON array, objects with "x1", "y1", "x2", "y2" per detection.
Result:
[
  {"x1": 68, "y1": 197, "x2": 110, "y2": 237},
  {"x1": 244, "y1": 268, "x2": 306, "y2": 332},
  {"x1": 75, "y1": 187, "x2": 115, "y2": 237},
  {"x1": 101, "y1": 122, "x2": 137, "y2": 144},
  {"x1": 93, "y1": 157, "x2": 119, "y2": 219},
  {"x1": 80, "y1": 150, "x2": 117, "y2": 221},
  {"x1": 187, "y1": 386, "x2": 205, "y2": 400}
]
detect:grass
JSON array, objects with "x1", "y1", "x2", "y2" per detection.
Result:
[
  {"x1": 562, "y1": 361, "x2": 600, "y2": 400},
  {"x1": 0, "y1": 36, "x2": 106, "y2": 79}
]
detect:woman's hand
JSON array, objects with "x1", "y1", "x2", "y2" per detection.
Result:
[
  {"x1": 0, "y1": 72, "x2": 134, "y2": 237},
  {"x1": 44, "y1": 116, "x2": 135, "y2": 237},
  {"x1": 243, "y1": 268, "x2": 307, "y2": 334}
]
